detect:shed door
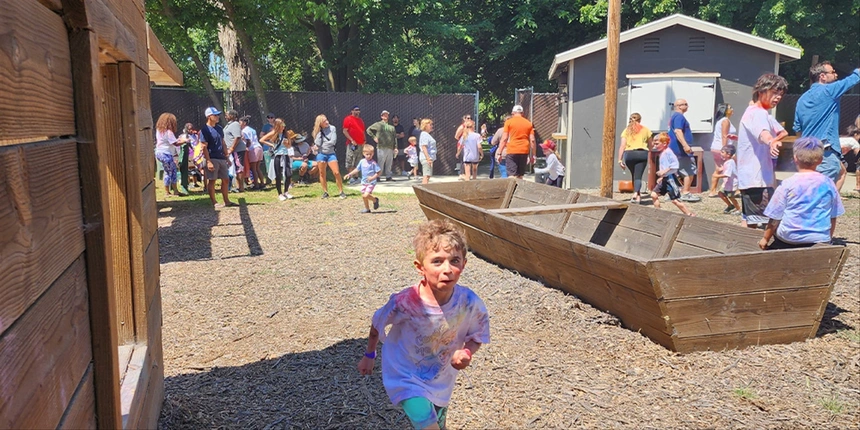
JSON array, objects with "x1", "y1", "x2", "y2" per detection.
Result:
[
  {"x1": 627, "y1": 78, "x2": 671, "y2": 132},
  {"x1": 628, "y1": 75, "x2": 717, "y2": 133},
  {"x1": 671, "y1": 77, "x2": 717, "y2": 133}
]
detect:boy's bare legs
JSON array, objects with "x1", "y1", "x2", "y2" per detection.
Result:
[
  {"x1": 671, "y1": 199, "x2": 694, "y2": 216},
  {"x1": 207, "y1": 179, "x2": 217, "y2": 205},
  {"x1": 650, "y1": 191, "x2": 661, "y2": 209},
  {"x1": 220, "y1": 179, "x2": 232, "y2": 205},
  {"x1": 718, "y1": 193, "x2": 732, "y2": 208},
  {"x1": 728, "y1": 195, "x2": 740, "y2": 211}
]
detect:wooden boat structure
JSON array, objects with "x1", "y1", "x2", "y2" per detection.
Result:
[{"x1": 413, "y1": 179, "x2": 848, "y2": 353}]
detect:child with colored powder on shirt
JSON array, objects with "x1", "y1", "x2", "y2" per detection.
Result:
[
  {"x1": 760, "y1": 137, "x2": 844, "y2": 250},
  {"x1": 405, "y1": 136, "x2": 419, "y2": 179},
  {"x1": 358, "y1": 219, "x2": 491, "y2": 430},
  {"x1": 650, "y1": 132, "x2": 695, "y2": 216},
  {"x1": 714, "y1": 144, "x2": 741, "y2": 214},
  {"x1": 344, "y1": 144, "x2": 381, "y2": 213}
]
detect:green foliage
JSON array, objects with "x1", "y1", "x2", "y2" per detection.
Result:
[{"x1": 147, "y1": 0, "x2": 859, "y2": 111}]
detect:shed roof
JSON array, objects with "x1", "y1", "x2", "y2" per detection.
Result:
[
  {"x1": 147, "y1": 24, "x2": 183, "y2": 86},
  {"x1": 548, "y1": 14, "x2": 802, "y2": 80}
]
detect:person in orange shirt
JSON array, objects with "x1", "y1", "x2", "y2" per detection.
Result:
[{"x1": 496, "y1": 105, "x2": 536, "y2": 179}]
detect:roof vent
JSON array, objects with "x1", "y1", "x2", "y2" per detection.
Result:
[
  {"x1": 689, "y1": 36, "x2": 705, "y2": 52},
  {"x1": 643, "y1": 37, "x2": 660, "y2": 53}
]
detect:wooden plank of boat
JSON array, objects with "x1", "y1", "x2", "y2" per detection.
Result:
[{"x1": 489, "y1": 202, "x2": 628, "y2": 216}]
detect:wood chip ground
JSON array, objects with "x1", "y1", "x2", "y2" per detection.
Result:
[{"x1": 157, "y1": 185, "x2": 860, "y2": 429}]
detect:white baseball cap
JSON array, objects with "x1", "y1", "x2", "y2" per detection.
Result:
[
  {"x1": 512, "y1": 105, "x2": 524, "y2": 113},
  {"x1": 205, "y1": 107, "x2": 222, "y2": 117}
]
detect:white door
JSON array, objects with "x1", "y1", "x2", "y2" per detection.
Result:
[
  {"x1": 671, "y1": 77, "x2": 717, "y2": 133},
  {"x1": 627, "y1": 78, "x2": 671, "y2": 132}
]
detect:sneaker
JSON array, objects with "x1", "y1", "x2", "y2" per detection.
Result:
[
  {"x1": 285, "y1": 193, "x2": 294, "y2": 199},
  {"x1": 402, "y1": 172, "x2": 410, "y2": 177},
  {"x1": 681, "y1": 193, "x2": 701, "y2": 202},
  {"x1": 386, "y1": 177, "x2": 393, "y2": 182},
  {"x1": 348, "y1": 178, "x2": 359, "y2": 185},
  {"x1": 722, "y1": 206, "x2": 734, "y2": 214},
  {"x1": 730, "y1": 209, "x2": 741, "y2": 215},
  {"x1": 360, "y1": 209, "x2": 371, "y2": 214},
  {"x1": 278, "y1": 194, "x2": 287, "y2": 201},
  {"x1": 339, "y1": 192, "x2": 347, "y2": 199},
  {"x1": 321, "y1": 192, "x2": 329, "y2": 199},
  {"x1": 407, "y1": 173, "x2": 414, "y2": 179},
  {"x1": 373, "y1": 197, "x2": 380, "y2": 210}
]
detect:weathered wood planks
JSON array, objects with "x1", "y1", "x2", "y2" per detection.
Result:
[
  {"x1": 57, "y1": 365, "x2": 96, "y2": 430},
  {"x1": 414, "y1": 179, "x2": 846, "y2": 353},
  {"x1": 0, "y1": 258, "x2": 92, "y2": 429},
  {"x1": 491, "y1": 202, "x2": 627, "y2": 216},
  {"x1": 0, "y1": 140, "x2": 84, "y2": 334},
  {"x1": 0, "y1": 0, "x2": 75, "y2": 145}
]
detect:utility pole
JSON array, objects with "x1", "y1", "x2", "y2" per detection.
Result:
[{"x1": 600, "y1": 0, "x2": 621, "y2": 198}]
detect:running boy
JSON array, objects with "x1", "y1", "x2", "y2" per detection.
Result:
[
  {"x1": 344, "y1": 145, "x2": 381, "y2": 213},
  {"x1": 358, "y1": 219, "x2": 490, "y2": 430},
  {"x1": 650, "y1": 132, "x2": 695, "y2": 216},
  {"x1": 760, "y1": 137, "x2": 844, "y2": 250},
  {"x1": 714, "y1": 144, "x2": 740, "y2": 214},
  {"x1": 405, "y1": 136, "x2": 419, "y2": 179}
]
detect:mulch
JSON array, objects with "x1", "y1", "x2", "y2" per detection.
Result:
[{"x1": 156, "y1": 184, "x2": 860, "y2": 429}]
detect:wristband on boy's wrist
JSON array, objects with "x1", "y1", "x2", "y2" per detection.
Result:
[{"x1": 364, "y1": 351, "x2": 376, "y2": 359}]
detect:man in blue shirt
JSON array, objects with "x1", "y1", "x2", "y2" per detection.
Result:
[
  {"x1": 669, "y1": 99, "x2": 701, "y2": 202},
  {"x1": 793, "y1": 62, "x2": 860, "y2": 182}
]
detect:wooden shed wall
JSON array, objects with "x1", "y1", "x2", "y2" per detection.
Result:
[{"x1": 0, "y1": 0, "x2": 163, "y2": 428}]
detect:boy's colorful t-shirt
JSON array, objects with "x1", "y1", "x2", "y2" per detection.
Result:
[
  {"x1": 405, "y1": 145, "x2": 418, "y2": 164},
  {"x1": 658, "y1": 149, "x2": 679, "y2": 177},
  {"x1": 358, "y1": 158, "x2": 381, "y2": 185},
  {"x1": 763, "y1": 171, "x2": 844, "y2": 244},
  {"x1": 372, "y1": 285, "x2": 490, "y2": 407},
  {"x1": 737, "y1": 105, "x2": 780, "y2": 189},
  {"x1": 721, "y1": 159, "x2": 737, "y2": 192}
]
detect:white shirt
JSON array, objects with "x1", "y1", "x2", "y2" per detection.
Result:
[
  {"x1": 710, "y1": 117, "x2": 736, "y2": 151},
  {"x1": 737, "y1": 105, "x2": 779, "y2": 189},
  {"x1": 155, "y1": 129, "x2": 178, "y2": 157},
  {"x1": 535, "y1": 152, "x2": 565, "y2": 180}
]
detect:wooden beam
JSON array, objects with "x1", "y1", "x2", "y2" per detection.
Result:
[
  {"x1": 62, "y1": 0, "x2": 140, "y2": 64},
  {"x1": 654, "y1": 217, "x2": 684, "y2": 258},
  {"x1": 0, "y1": 258, "x2": 93, "y2": 429},
  {"x1": 599, "y1": 0, "x2": 621, "y2": 198},
  {"x1": 68, "y1": 27, "x2": 123, "y2": 429},
  {"x1": 490, "y1": 202, "x2": 628, "y2": 216},
  {"x1": 0, "y1": 139, "x2": 85, "y2": 335},
  {"x1": 57, "y1": 365, "x2": 96, "y2": 429},
  {"x1": 37, "y1": 0, "x2": 63, "y2": 11},
  {"x1": 0, "y1": 0, "x2": 75, "y2": 146},
  {"x1": 146, "y1": 24, "x2": 183, "y2": 86}
]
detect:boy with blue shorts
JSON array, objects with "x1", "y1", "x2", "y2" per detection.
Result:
[
  {"x1": 760, "y1": 137, "x2": 845, "y2": 249},
  {"x1": 358, "y1": 219, "x2": 490, "y2": 429}
]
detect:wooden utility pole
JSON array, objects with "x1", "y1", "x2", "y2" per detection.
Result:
[{"x1": 600, "y1": 0, "x2": 621, "y2": 198}]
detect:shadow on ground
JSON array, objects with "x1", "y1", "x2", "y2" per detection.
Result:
[
  {"x1": 157, "y1": 197, "x2": 263, "y2": 264},
  {"x1": 159, "y1": 338, "x2": 406, "y2": 429}
]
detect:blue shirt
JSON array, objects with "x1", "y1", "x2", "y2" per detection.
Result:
[
  {"x1": 358, "y1": 158, "x2": 381, "y2": 184},
  {"x1": 793, "y1": 69, "x2": 860, "y2": 151},
  {"x1": 668, "y1": 112, "x2": 693, "y2": 158},
  {"x1": 201, "y1": 124, "x2": 226, "y2": 160},
  {"x1": 763, "y1": 171, "x2": 844, "y2": 244}
]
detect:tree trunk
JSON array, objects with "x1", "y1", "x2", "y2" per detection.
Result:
[
  {"x1": 218, "y1": 23, "x2": 249, "y2": 92},
  {"x1": 221, "y1": 0, "x2": 268, "y2": 121},
  {"x1": 159, "y1": 0, "x2": 221, "y2": 116},
  {"x1": 311, "y1": 18, "x2": 358, "y2": 92}
]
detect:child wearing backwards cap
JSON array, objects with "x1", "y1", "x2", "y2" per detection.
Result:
[
  {"x1": 358, "y1": 219, "x2": 490, "y2": 430},
  {"x1": 760, "y1": 137, "x2": 844, "y2": 250},
  {"x1": 714, "y1": 144, "x2": 741, "y2": 214},
  {"x1": 534, "y1": 139, "x2": 565, "y2": 187}
]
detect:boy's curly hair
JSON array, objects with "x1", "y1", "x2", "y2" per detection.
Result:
[{"x1": 413, "y1": 219, "x2": 468, "y2": 262}]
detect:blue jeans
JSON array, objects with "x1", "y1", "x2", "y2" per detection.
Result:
[{"x1": 489, "y1": 146, "x2": 508, "y2": 178}]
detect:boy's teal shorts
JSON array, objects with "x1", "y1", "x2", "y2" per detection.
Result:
[{"x1": 400, "y1": 397, "x2": 448, "y2": 429}]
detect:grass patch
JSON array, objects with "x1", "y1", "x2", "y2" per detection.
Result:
[
  {"x1": 732, "y1": 386, "x2": 758, "y2": 400},
  {"x1": 837, "y1": 329, "x2": 860, "y2": 343},
  {"x1": 818, "y1": 395, "x2": 844, "y2": 414}
]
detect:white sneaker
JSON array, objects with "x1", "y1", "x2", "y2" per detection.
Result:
[
  {"x1": 278, "y1": 194, "x2": 287, "y2": 201},
  {"x1": 285, "y1": 193, "x2": 294, "y2": 199}
]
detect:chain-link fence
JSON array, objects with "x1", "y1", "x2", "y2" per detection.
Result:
[
  {"x1": 515, "y1": 88, "x2": 560, "y2": 144},
  {"x1": 151, "y1": 88, "x2": 478, "y2": 175}
]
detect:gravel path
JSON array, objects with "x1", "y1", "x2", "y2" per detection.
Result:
[{"x1": 157, "y1": 182, "x2": 860, "y2": 429}]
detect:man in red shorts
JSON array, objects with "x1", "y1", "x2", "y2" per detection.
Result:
[{"x1": 496, "y1": 104, "x2": 536, "y2": 179}]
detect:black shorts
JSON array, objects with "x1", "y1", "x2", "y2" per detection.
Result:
[
  {"x1": 505, "y1": 154, "x2": 529, "y2": 177},
  {"x1": 769, "y1": 237, "x2": 819, "y2": 250},
  {"x1": 653, "y1": 174, "x2": 682, "y2": 200},
  {"x1": 740, "y1": 187, "x2": 773, "y2": 225}
]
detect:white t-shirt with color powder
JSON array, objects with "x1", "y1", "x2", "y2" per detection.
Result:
[
  {"x1": 763, "y1": 171, "x2": 844, "y2": 244},
  {"x1": 372, "y1": 284, "x2": 490, "y2": 407},
  {"x1": 658, "y1": 149, "x2": 679, "y2": 177},
  {"x1": 460, "y1": 131, "x2": 482, "y2": 163},
  {"x1": 721, "y1": 158, "x2": 737, "y2": 192},
  {"x1": 737, "y1": 105, "x2": 780, "y2": 189}
]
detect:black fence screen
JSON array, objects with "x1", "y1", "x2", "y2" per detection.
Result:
[
  {"x1": 515, "y1": 88, "x2": 560, "y2": 144},
  {"x1": 151, "y1": 88, "x2": 478, "y2": 175}
]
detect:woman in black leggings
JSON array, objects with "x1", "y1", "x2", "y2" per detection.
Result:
[{"x1": 618, "y1": 113, "x2": 652, "y2": 204}]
